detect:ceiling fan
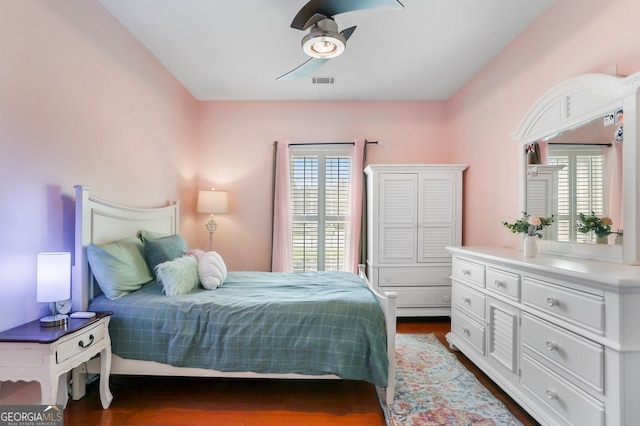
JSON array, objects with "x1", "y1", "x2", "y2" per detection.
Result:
[{"x1": 277, "y1": 0, "x2": 404, "y2": 81}]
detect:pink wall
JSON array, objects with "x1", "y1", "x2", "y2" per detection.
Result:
[
  {"x1": 449, "y1": 0, "x2": 640, "y2": 249},
  {"x1": 196, "y1": 101, "x2": 450, "y2": 270},
  {"x1": 3, "y1": 0, "x2": 640, "y2": 336},
  {"x1": 0, "y1": 1, "x2": 199, "y2": 332}
]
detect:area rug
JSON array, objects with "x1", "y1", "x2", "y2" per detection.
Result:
[{"x1": 376, "y1": 334, "x2": 523, "y2": 426}]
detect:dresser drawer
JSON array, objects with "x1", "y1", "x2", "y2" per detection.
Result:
[
  {"x1": 57, "y1": 322, "x2": 106, "y2": 364},
  {"x1": 380, "y1": 287, "x2": 451, "y2": 308},
  {"x1": 451, "y1": 308, "x2": 485, "y2": 355},
  {"x1": 521, "y1": 354, "x2": 604, "y2": 426},
  {"x1": 521, "y1": 278, "x2": 604, "y2": 332},
  {"x1": 377, "y1": 266, "x2": 450, "y2": 286},
  {"x1": 486, "y1": 267, "x2": 520, "y2": 301},
  {"x1": 521, "y1": 313, "x2": 603, "y2": 393},
  {"x1": 452, "y1": 281, "x2": 485, "y2": 322},
  {"x1": 451, "y1": 257, "x2": 485, "y2": 288}
]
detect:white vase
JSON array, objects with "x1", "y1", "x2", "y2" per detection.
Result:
[{"x1": 523, "y1": 235, "x2": 537, "y2": 258}]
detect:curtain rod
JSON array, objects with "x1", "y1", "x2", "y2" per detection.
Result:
[{"x1": 282, "y1": 140, "x2": 379, "y2": 147}]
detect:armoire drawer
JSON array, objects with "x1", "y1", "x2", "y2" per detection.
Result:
[
  {"x1": 486, "y1": 267, "x2": 520, "y2": 301},
  {"x1": 452, "y1": 280, "x2": 485, "y2": 323},
  {"x1": 451, "y1": 308, "x2": 485, "y2": 355},
  {"x1": 377, "y1": 266, "x2": 451, "y2": 286},
  {"x1": 521, "y1": 277, "x2": 604, "y2": 332},
  {"x1": 451, "y1": 257, "x2": 485, "y2": 288},
  {"x1": 521, "y1": 313, "x2": 604, "y2": 393},
  {"x1": 379, "y1": 287, "x2": 451, "y2": 308},
  {"x1": 521, "y1": 354, "x2": 604, "y2": 426}
]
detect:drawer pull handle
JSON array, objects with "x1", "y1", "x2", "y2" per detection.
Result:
[
  {"x1": 545, "y1": 340, "x2": 557, "y2": 351},
  {"x1": 545, "y1": 389, "x2": 558, "y2": 400},
  {"x1": 462, "y1": 269, "x2": 471, "y2": 276},
  {"x1": 385, "y1": 275, "x2": 392, "y2": 282},
  {"x1": 546, "y1": 297, "x2": 559, "y2": 307},
  {"x1": 462, "y1": 296, "x2": 470, "y2": 303},
  {"x1": 78, "y1": 334, "x2": 94, "y2": 349},
  {"x1": 460, "y1": 326, "x2": 469, "y2": 335},
  {"x1": 494, "y1": 280, "x2": 504, "y2": 287},
  {"x1": 444, "y1": 295, "x2": 451, "y2": 302}
]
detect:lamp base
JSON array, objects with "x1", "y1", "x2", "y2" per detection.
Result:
[{"x1": 40, "y1": 314, "x2": 68, "y2": 327}]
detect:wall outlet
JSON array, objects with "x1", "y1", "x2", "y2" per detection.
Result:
[{"x1": 604, "y1": 113, "x2": 615, "y2": 126}]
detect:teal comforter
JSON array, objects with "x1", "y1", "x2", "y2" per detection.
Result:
[{"x1": 89, "y1": 271, "x2": 389, "y2": 386}]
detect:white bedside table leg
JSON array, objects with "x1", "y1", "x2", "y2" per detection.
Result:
[
  {"x1": 99, "y1": 345, "x2": 113, "y2": 408},
  {"x1": 42, "y1": 374, "x2": 58, "y2": 406}
]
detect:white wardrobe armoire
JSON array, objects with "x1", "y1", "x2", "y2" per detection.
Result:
[{"x1": 364, "y1": 164, "x2": 467, "y2": 316}]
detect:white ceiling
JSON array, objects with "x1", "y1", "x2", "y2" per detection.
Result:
[{"x1": 99, "y1": 0, "x2": 554, "y2": 101}]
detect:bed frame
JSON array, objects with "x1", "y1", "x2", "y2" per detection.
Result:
[{"x1": 70, "y1": 185, "x2": 398, "y2": 405}]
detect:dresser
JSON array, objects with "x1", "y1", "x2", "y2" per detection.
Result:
[
  {"x1": 364, "y1": 164, "x2": 467, "y2": 316},
  {"x1": 446, "y1": 246, "x2": 640, "y2": 425}
]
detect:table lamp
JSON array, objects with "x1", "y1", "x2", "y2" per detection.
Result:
[
  {"x1": 197, "y1": 189, "x2": 229, "y2": 251},
  {"x1": 37, "y1": 252, "x2": 71, "y2": 327}
]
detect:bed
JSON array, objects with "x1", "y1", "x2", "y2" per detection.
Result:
[{"x1": 70, "y1": 185, "x2": 398, "y2": 405}]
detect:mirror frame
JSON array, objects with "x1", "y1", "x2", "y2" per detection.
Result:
[{"x1": 511, "y1": 71, "x2": 640, "y2": 264}]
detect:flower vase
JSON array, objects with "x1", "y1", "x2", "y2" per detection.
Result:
[
  {"x1": 596, "y1": 235, "x2": 609, "y2": 245},
  {"x1": 524, "y1": 235, "x2": 537, "y2": 258}
]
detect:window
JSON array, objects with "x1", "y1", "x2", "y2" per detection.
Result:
[
  {"x1": 290, "y1": 147, "x2": 350, "y2": 271},
  {"x1": 548, "y1": 146, "x2": 605, "y2": 242}
]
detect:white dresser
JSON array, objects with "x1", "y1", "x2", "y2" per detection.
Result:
[
  {"x1": 365, "y1": 164, "x2": 467, "y2": 316},
  {"x1": 446, "y1": 246, "x2": 640, "y2": 426}
]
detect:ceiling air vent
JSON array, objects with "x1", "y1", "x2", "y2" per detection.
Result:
[{"x1": 312, "y1": 77, "x2": 335, "y2": 84}]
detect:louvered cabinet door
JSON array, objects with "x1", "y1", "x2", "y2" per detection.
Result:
[
  {"x1": 377, "y1": 173, "x2": 418, "y2": 264},
  {"x1": 487, "y1": 296, "x2": 519, "y2": 377},
  {"x1": 418, "y1": 173, "x2": 458, "y2": 262}
]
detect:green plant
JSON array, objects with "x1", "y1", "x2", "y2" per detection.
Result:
[
  {"x1": 576, "y1": 211, "x2": 613, "y2": 239},
  {"x1": 502, "y1": 212, "x2": 555, "y2": 238}
]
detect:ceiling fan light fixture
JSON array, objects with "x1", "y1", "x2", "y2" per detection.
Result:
[
  {"x1": 301, "y1": 18, "x2": 346, "y2": 59},
  {"x1": 302, "y1": 33, "x2": 346, "y2": 58}
]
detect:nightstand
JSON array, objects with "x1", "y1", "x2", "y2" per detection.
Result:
[{"x1": 0, "y1": 312, "x2": 113, "y2": 408}]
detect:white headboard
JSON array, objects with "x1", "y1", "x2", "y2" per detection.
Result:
[{"x1": 72, "y1": 185, "x2": 180, "y2": 311}]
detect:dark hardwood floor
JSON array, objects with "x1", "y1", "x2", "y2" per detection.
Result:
[{"x1": 64, "y1": 317, "x2": 540, "y2": 425}]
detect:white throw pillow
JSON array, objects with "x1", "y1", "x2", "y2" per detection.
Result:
[
  {"x1": 198, "y1": 251, "x2": 228, "y2": 289},
  {"x1": 155, "y1": 255, "x2": 199, "y2": 296}
]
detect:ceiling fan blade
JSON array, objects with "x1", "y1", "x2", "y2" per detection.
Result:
[
  {"x1": 340, "y1": 26, "x2": 357, "y2": 41},
  {"x1": 277, "y1": 57, "x2": 330, "y2": 81},
  {"x1": 303, "y1": 13, "x2": 328, "y2": 31},
  {"x1": 291, "y1": 0, "x2": 404, "y2": 30}
]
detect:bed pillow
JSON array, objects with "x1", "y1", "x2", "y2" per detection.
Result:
[
  {"x1": 138, "y1": 229, "x2": 168, "y2": 241},
  {"x1": 144, "y1": 233, "x2": 188, "y2": 274},
  {"x1": 155, "y1": 255, "x2": 199, "y2": 296},
  {"x1": 198, "y1": 251, "x2": 228, "y2": 289},
  {"x1": 87, "y1": 237, "x2": 154, "y2": 300}
]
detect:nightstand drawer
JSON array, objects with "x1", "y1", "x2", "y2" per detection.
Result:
[
  {"x1": 486, "y1": 267, "x2": 520, "y2": 301},
  {"x1": 522, "y1": 277, "x2": 604, "y2": 332},
  {"x1": 57, "y1": 322, "x2": 105, "y2": 364},
  {"x1": 452, "y1": 257, "x2": 485, "y2": 288}
]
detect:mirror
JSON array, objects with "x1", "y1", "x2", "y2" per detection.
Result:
[
  {"x1": 525, "y1": 111, "x2": 624, "y2": 245},
  {"x1": 510, "y1": 71, "x2": 640, "y2": 264}
]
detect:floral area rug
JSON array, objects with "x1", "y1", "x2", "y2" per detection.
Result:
[{"x1": 377, "y1": 334, "x2": 523, "y2": 426}]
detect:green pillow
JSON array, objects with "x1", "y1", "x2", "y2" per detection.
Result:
[
  {"x1": 144, "y1": 234, "x2": 188, "y2": 274},
  {"x1": 87, "y1": 237, "x2": 154, "y2": 300},
  {"x1": 138, "y1": 229, "x2": 168, "y2": 241}
]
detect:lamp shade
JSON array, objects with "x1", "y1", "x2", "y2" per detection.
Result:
[
  {"x1": 197, "y1": 190, "x2": 229, "y2": 214},
  {"x1": 37, "y1": 252, "x2": 71, "y2": 303}
]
